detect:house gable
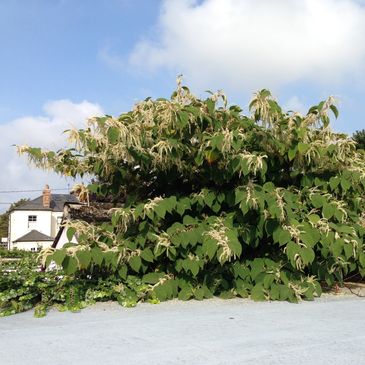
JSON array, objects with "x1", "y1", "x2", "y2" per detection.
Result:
[{"x1": 8, "y1": 188, "x2": 80, "y2": 250}]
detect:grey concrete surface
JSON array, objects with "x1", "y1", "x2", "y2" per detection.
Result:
[{"x1": 0, "y1": 295, "x2": 364, "y2": 365}]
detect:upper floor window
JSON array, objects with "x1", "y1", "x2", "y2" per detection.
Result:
[{"x1": 28, "y1": 215, "x2": 37, "y2": 222}]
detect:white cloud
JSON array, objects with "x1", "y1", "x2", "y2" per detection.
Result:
[
  {"x1": 0, "y1": 100, "x2": 103, "y2": 212},
  {"x1": 283, "y1": 96, "x2": 307, "y2": 114},
  {"x1": 128, "y1": 0, "x2": 365, "y2": 92}
]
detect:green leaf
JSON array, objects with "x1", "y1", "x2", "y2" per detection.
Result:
[
  {"x1": 183, "y1": 215, "x2": 196, "y2": 226},
  {"x1": 329, "y1": 177, "x2": 340, "y2": 190},
  {"x1": 118, "y1": 265, "x2": 128, "y2": 279},
  {"x1": 91, "y1": 247, "x2": 103, "y2": 266},
  {"x1": 143, "y1": 272, "x2": 164, "y2": 284},
  {"x1": 263, "y1": 274, "x2": 275, "y2": 289},
  {"x1": 286, "y1": 241, "x2": 300, "y2": 266},
  {"x1": 308, "y1": 214, "x2": 320, "y2": 224},
  {"x1": 235, "y1": 188, "x2": 246, "y2": 205},
  {"x1": 154, "y1": 283, "x2": 171, "y2": 301},
  {"x1": 62, "y1": 256, "x2": 78, "y2": 275},
  {"x1": 303, "y1": 286, "x2": 314, "y2": 300},
  {"x1": 270, "y1": 284, "x2": 280, "y2": 300},
  {"x1": 332, "y1": 239, "x2": 343, "y2": 257},
  {"x1": 343, "y1": 244, "x2": 353, "y2": 260},
  {"x1": 334, "y1": 208, "x2": 345, "y2": 222},
  {"x1": 278, "y1": 229, "x2": 291, "y2": 246},
  {"x1": 52, "y1": 249, "x2": 66, "y2": 266},
  {"x1": 175, "y1": 198, "x2": 189, "y2": 215},
  {"x1": 301, "y1": 226, "x2": 320, "y2": 247},
  {"x1": 202, "y1": 285, "x2": 213, "y2": 299},
  {"x1": 330, "y1": 104, "x2": 339, "y2": 119},
  {"x1": 76, "y1": 250, "x2": 91, "y2": 269},
  {"x1": 164, "y1": 196, "x2": 177, "y2": 213},
  {"x1": 107, "y1": 126, "x2": 120, "y2": 144},
  {"x1": 178, "y1": 287, "x2": 193, "y2": 301},
  {"x1": 250, "y1": 259, "x2": 264, "y2": 280},
  {"x1": 251, "y1": 284, "x2": 266, "y2": 301},
  {"x1": 236, "y1": 287, "x2": 249, "y2": 298},
  {"x1": 206, "y1": 99, "x2": 215, "y2": 115},
  {"x1": 322, "y1": 203, "x2": 335, "y2": 220},
  {"x1": 202, "y1": 238, "x2": 217, "y2": 259},
  {"x1": 141, "y1": 248, "x2": 154, "y2": 263},
  {"x1": 87, "y1": 183, "x2": 99, "y2": 193},
  {"x1": 298, "y1": 142, "x2": 309, "y2": 154},
  {"x1": 189, "y1": 260, "x2": 200, "y2": 277},
  {"x1": 177, "y1": 111, "x2": 189, "y2": 128},
  {"x1": 103, "y1": 251, "x2": 117, "y2": 269},
  {"x1": 154, "y1": 203, "x2": 166, "y2": 219},
  {"x1": 301, "y1": 247, "x2": 315, "y2": 265},
  {"x1": 117, "y1": 289, "x2": 138, "y2": 308},
  {"x1": 340, "y1": 177, "x2": 351, "y2": 191},
  {"x1": 194, "y1": 288, "x2": 205, "y2": 300},
  {"x1": 129, "y1": 256, "x2": 142, "y2": 272},
  {"x1": 359, "y1": 253, "x2": 365, "y2": 267},
  {"x1": 288, "y1": 147, "x2": 297, "y2": 161},
  {"x1": 219, "y1": 290, "x2": 235, "y2": 299},
  {"x1": 66, "y1": 227, "x2": 76, "y2": 242},
  {"x1": 227, "y1": 231, "x2": 242, "y2": 257},
  {"x1": 310, "y1": 194, "x2": 325, "y2": 208},
  {"x1": 204, "y1": 191, "x2": 215, "y2": 208},
  {"x1": 279, "y1": 285, "x2": 290, "y2": 300}
]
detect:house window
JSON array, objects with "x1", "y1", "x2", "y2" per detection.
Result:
[
  {"x1": 30, "y1": 247, "x2": 36, "y2": 252},
  {"x1": 28, "y1": 215, "x2": 37, "y2": 222}
]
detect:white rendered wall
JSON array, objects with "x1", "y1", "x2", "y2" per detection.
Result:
[
  {"x1": 56, "y1": 227, "x2": 77, "y2": 248},
  {"x1": 51, "y1": 212, "x2": 63, "y2": 237},
  {"x1": 12, "y1": 240, "x2": 53, "y2": 251},
  {"x1": 9, "y1": 210, "x2": 52, "y2": 250}
]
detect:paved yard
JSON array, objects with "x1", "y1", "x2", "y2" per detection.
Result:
[{"x1": 1, "y1": 295, "x2": 364, "y2": 365}]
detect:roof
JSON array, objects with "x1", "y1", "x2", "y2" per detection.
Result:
[
  {"x1": 52, "y1": 202, "x2": 121, "y2": 248},
  {"x1": 11, "y1": 194, "x2": 79, "y2": 212},
  {"x1": 14, "y1": 230, "x2": 54, "y2": 243},
  {"x1": 66, "y1": 202, "x2": 117, "y2": 223}
]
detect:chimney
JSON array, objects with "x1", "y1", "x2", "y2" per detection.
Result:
[{"x1": 42, "y1": 184, "x2": 51, "y2": 208}]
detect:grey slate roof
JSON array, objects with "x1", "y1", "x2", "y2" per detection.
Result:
[
  {"x1": 12, "y1": 194, "x2": 79, "y2": 212},
  {"x1": 14, "y1": 230, "x2": 54, "y2": 242}
]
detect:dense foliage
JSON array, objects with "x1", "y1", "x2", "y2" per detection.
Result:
[
  {"x1": 353, "y1": 129, "x2": 365, "y2": 150},
  {"x1": 5, "y1": 80, "x2": 365, "y2": 315},
  {"x1": 0, "y1": 252, "x2": 142, "y2": 316}
]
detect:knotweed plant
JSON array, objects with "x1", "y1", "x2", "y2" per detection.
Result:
[{"x1": 3, "y1": 80, "x2": 365, "y2": 316}]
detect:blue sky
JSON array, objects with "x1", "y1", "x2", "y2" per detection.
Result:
[
  {"x1": 0, "y1": 0, "x2": 365, "y2": 211},
  {"x1": 0, "y1": 0, "x2": 165, "y2": 119}
]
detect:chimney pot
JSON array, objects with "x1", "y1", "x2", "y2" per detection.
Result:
[{"x1": 43, "y1": 184, "x2": 51, "y2": 208}]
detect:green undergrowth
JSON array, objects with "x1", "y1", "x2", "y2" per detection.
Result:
[{"x1": 1, "y1": 253, "x2": 324, "y2": 318}]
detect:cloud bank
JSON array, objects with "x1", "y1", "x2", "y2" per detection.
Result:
[
  {"x1": 0, "y1": 100, "x2": 103, "y2": 212},
  {"x1": 128, "y1": 0, "x2": 365, "y2": 92}
]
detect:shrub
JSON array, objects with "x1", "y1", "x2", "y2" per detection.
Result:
[{"x1": 6, "y1": 80, "x2": 365, "y2": 315}]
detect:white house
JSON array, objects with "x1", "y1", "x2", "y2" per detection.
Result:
[{"x1": 8, "y1": 185, "x2": 79, "y2": 251}]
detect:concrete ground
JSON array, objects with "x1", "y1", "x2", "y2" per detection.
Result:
[{"x1": 1, "y1": 294, "x2": 364, "y2": 365}]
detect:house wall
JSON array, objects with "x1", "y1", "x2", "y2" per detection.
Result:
[
  {"x1": 9, "y1": 210, "x2": 52, "y2": 250},
  {"x1": 12, "y1": 240, "x2": 53, "y2": 251},
  {"x1": 51, "y1": 212, "x2": 63, "y2": 237},
  {"x1": 56, "y1": 227, "x2": 77, "y2": 248}
]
